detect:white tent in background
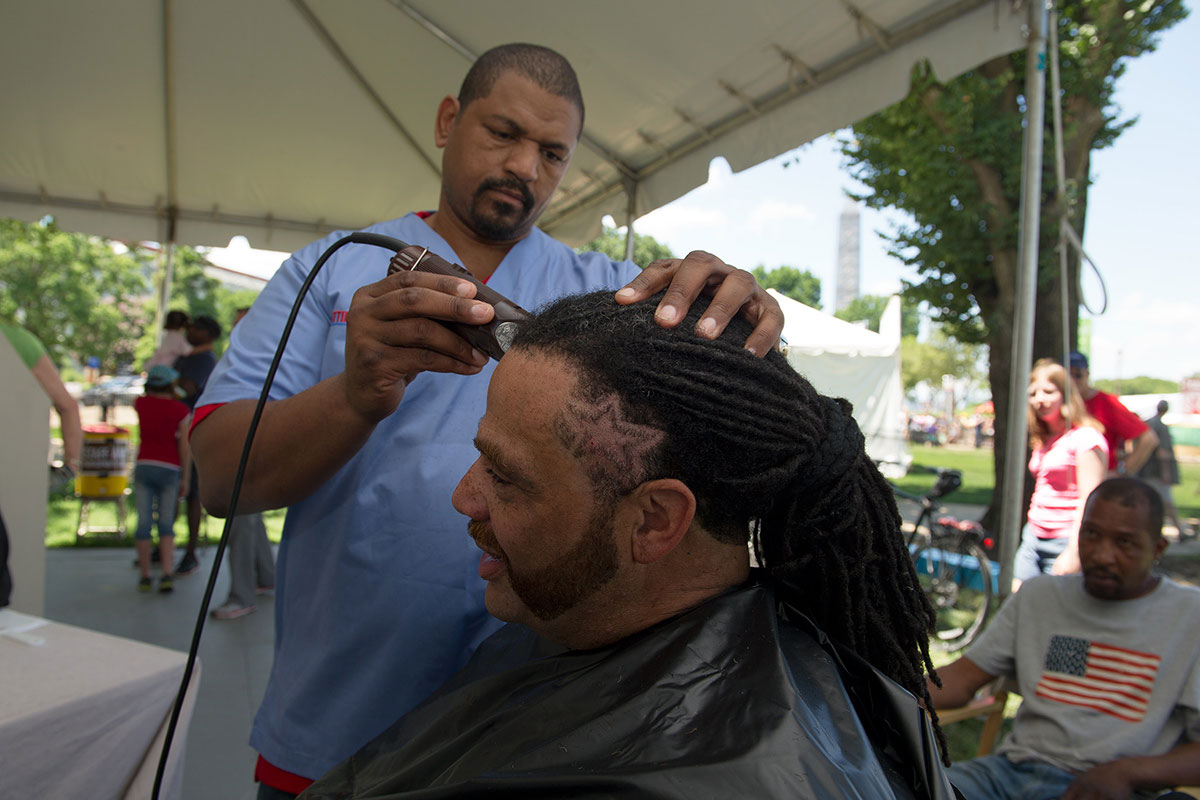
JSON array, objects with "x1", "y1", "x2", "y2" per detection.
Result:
[{"x1": 771, "y1": 289, "x2": 909, "y2": 476}]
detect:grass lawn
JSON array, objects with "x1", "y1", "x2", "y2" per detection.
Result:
[
  {"x1": 47, "y1": 494, "x2": 287, "y2": 548},
  {"x1": 891, "y1": 443, "x2": 1200, "y2": 521}
]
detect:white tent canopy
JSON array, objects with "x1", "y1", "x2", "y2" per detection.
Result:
[
  {"x1": 772, "y1": 290, "x2": 909, "y2": 474},
  {"x1": 0, "y1": 0, "x2": 1027, "y2": 253}
]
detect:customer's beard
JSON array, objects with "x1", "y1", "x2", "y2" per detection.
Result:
[{"x1": 468, "y1": 508, "x2": 619, "y2": 621}]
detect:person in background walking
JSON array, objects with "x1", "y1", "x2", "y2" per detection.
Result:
[
  {"x1": 1, "y1": 322, "x2": 83, "y2": 607},
  {"x1": 210, "y1": 307, "x2": 275, "y2": 620},
  {"x1": 132, "y1": 365, "x2": 191, "y2": 593},
  {"x1": 1014, "y1": 359, "x2": 1108, "y2": 588},
  {"x1": 1139, "y1": 400, "x2": 1195, "y2": 541},
  {"x1": 173, "y1": 315, "x2": 221, "y2": 577},
  {"x1": 145, "y1": 309, "x2": 193, "y2": 370}
]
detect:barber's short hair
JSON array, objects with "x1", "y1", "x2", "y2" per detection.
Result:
[
  {"x1": 511, "y1": 290, "x2": 940, "y2": 746},
  {"x1": 459, "y1": 43, "x2": 584, "y2": 129},
  {"x1": 1088, "y1": 477, "x2": 1164, "y2": 539}
]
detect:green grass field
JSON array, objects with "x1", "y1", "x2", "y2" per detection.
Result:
[{"x1": 892, "y1": 443, "x2": 1200, "y2": 521}]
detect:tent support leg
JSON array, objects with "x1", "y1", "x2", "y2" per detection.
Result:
[
  {"x1": 997, "y1": 0, "x2": 1050, "y2": 600},
  {"x1": 623, "y1": 178, "x2": 637, "y2": 264}
]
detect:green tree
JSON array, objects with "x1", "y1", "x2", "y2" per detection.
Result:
[
  {"x1": 749, "y1": 265, "x2": 821, "y2": 308},
  {"x1": 578, "y1": 224, "x2": 674, "y2": 269},
  {"x1": 0, "y1": 217, "x2": 150, "y2": 372},
  {"x1": 840, "y1": 0, "x2": 1186, "y2": 527},
  {"x1": 834, "y1": 293, "x2": 920, "y2": 337},
  {"x1": 1093, "y1": 376, "x2": 1179, "y2": 395},
  {"x1": 132, "y1": 244, "x2": 260, "y2": 364},
  {"x1": 900, "y1": 328, "x2": 987, "y2": 393}
]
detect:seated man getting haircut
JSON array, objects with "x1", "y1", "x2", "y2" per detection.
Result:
[
  {"x1": 929, "y1": 478, "x2": 1200, "y2": 800},
  {"x1": 301, "y1": 291, "x2": 954, "y2": 799}
]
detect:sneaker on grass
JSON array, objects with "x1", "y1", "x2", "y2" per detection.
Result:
[{"x1": 211, "y1": 602, "x2": 256, "y2": 620}]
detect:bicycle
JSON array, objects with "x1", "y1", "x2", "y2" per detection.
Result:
[{"x1": 890, "y1": 465, "x2": 997, "y2": 651}]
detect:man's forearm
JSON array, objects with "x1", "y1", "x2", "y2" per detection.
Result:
[
  {"x1": 1069, "y1": 741, "x2": 1200, "y2": 797},
  {"x1": 1124, "y1": 740, "x2": 1200, "y2": 790},
  {"x1": 1123, "y1": 429, "x2": 1159, "y2": 475},
  {"x1": 190, "y1": 374, "x2": 378, "y2": 515}
]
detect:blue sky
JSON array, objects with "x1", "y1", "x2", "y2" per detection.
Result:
[
  {"x1": 631, "y1": 7, "x2": 1199, "y2": 384},
  {"x1": 213, "y1": 8, "x2": 1199, "y2": 383}
]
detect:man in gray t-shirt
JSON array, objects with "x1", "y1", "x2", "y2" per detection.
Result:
[{"x1": 929, "y1": 478, "x2": 1200, "y2": 800}]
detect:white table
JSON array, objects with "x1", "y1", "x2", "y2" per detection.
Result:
[{"x1": 0, "y1": 609, "x2": 200, "y2": 800}]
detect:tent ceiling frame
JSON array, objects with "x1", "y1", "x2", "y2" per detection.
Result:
[
  {"x1": 294, "y1": 0, "x2": 441, "y2": 179},
  {"x1": 386, "y1": 0, "x2": 638, "y2": 182},
  {"x1": 541, "y1": 0, "x2": 1007, "y2": 231}
]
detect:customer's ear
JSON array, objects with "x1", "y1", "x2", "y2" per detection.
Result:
[{"x1": 624, "y1": 479, "x2": 696, "y2": 564}]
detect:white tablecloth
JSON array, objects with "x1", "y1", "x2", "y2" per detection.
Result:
[{"x1": 0, "y1": 610, "x2": 200, "y2": 800}]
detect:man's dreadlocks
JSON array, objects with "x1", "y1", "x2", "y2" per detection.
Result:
[{"x1": 511, "y1": 290, "x2": 941, "y2": 737}]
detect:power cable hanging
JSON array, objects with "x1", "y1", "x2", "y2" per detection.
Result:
[{"x1": 1047, "y1": 3, "x2": 1108, "y2": 342}]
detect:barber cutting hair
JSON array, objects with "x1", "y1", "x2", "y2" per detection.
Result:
[{"x1": 191, "y1": 43, "x2": 783, "y2": 797}]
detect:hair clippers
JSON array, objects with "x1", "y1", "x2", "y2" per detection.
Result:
[{"x1": 387, "y1": 245, "x2": 530, "y2": 361}]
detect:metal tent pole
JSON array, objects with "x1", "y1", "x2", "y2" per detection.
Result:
[
  {"x1": 623, "y1": 178, "x2": 637, "y2": 263},
  {"x1": 1048, "y1": 6, "x2": 1072, "y2": 374},
  {"x1": 997, "y1": 0, "x2": 1050, "y2": 599}
]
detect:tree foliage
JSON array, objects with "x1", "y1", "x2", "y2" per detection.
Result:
[
  {"x1": 840, "y1": 0, "x2": 1186, "y2": 527},
  {"x1": 1093, "y1": 376, "x2": 1179, "y2": 395},
  {"x1": 749, "y1": 265, "x2": 822, "y2": 309},
  {"x1": 1, "y1": 217, "x2": 259, "y2": 374},
  {"x1": 578, "y1": 224, "x2": 674, "y2": 269},
  {"x1": 0, "y1": 217, "x2": 150, "y2": 372},
  {"x1": 834, "y1": 293, "x2": 920, "y2": 337},
  {"x1": 901, "y1": 329, "x2": 987, "y2": 393}
]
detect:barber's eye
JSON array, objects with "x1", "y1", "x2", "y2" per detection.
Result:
[
  {"x1": 484, "y1": 467, "x2": 510, "y2": 487},
  {"x1": 543, "y1": 149, "x2": 563, "y2": 164}
]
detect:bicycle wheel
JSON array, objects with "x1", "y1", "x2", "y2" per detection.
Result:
[{"x1": 912, "y1": 533, "x2": 994, "y2": 651}]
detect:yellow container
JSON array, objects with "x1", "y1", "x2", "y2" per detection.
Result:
[{"x1": 76, "y1": 424, "x2": 130, "y2": 497}]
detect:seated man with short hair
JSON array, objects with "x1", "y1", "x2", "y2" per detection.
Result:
[
  {"x1": 929, "y1": 478, "x2": 1200, "y2": 800},
  {"x1": 301, "y1": 291, "x2": 955, "y2": 799}
]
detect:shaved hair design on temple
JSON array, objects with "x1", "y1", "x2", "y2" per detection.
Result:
[
  {"x1": 553, "y1": 393, "x2": 666, "y2": 503},
  {"x1": 511, "y1": 290, "x2": 943, "y2": 748},
  {"x1": 458, "y1": 43, "x2": 585, "y2": 130}
]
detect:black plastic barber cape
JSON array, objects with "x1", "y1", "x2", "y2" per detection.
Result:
[{"x1": 302, "y1": 576, "x2": 956, "y2": 799}]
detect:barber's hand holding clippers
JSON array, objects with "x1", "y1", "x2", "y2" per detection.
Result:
[
  {"x1": 614, "y1": 250, "x2": 785, "y2": 358},
  {"x1": 344, "y1": 243, "x2": 533, "y2": 425}
]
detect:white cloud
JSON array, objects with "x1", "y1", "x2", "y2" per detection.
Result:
[
  {"x1": 747, "y1": 200, "x2": 816, "y2": 231},
  {"x1": 635, "y1": 204, "x2": 727, "y2": 241}
]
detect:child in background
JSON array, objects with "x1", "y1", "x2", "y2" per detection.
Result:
[
  {"x1": 144, "y1": 310, "x2": 193, "y2": 370},
  {"x1": 132, "y1": 365, "x2": 191, "y2": 593}
]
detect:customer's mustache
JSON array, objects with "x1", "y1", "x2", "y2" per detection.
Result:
[{"x1": 468, "y1": 519, "x2": 502, "y2": 557}]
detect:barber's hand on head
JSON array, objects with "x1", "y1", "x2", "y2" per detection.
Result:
[
  {"x1": 344, "y1": 269, "x2": 493, "y2": 423},
  {"x1": 1060, "y1": 760, "x2": 1136, "y2": 800},
  {"x1": 614, "y1": 250, "x2": 784, "y2": 358}
]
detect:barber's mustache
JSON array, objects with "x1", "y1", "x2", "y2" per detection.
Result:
[
  {"x1": 468, "y1": 519, "x2": 503, "y2": 557},
  {"x1": 477, "y1": 177, "x2": 534, "y2": 213}
]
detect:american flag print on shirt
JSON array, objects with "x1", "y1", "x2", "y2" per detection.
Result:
[{"x1": 1035, "y1": 635, "x2": 1160, "y2": 722}]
